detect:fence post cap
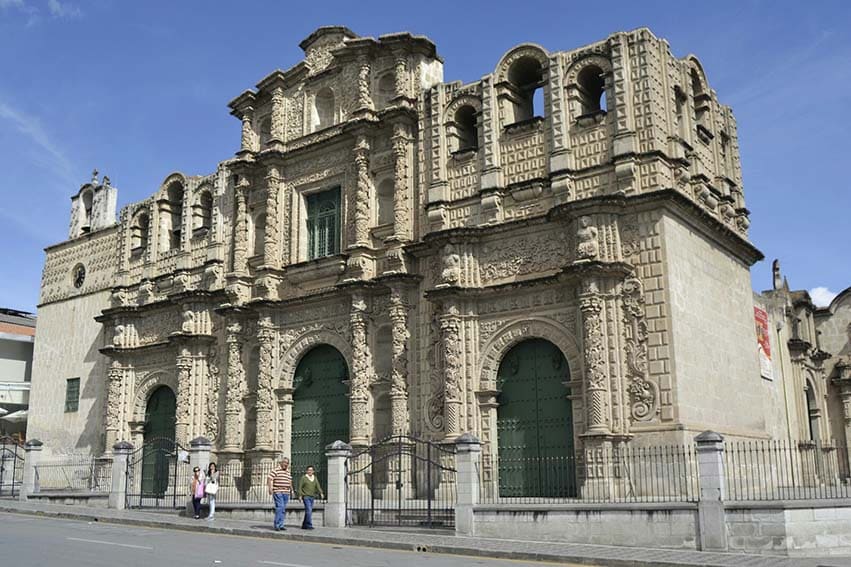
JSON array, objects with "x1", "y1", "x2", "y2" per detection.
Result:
[
  {"x1": 324, "y1": 440, "x2": 352, "y2": 453},
  {"x1": 455, "y1": 432, "x2": 481, "y2": 445},
  {"x1": 24, "y1": 439, "x2": 43, "y2": 449},
  {"x1": 189, "y1": 436, "x2": 212, "y2": 448},
  {"x1": 695, "y1": 430, "x2": 724, "y2": 444},
  {"x1": 112, "y1": 440, "x2": 134, "y2": 451}
]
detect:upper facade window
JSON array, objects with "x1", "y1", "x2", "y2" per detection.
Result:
[
  {"x1": 192, "y1": 191, "x2": 213, "y2": 233},
  {"x1": 80, "y1": 190, "x2": 93, "y2": 233},
  {"x1": 505, "y1": 56, "x2": 544, "y2": 125},
  {"x1": 306, "y1": 188, "x2": 341, "y2": 260},
  {"x1": 452, "y1": 105, "x2": 478, "y2": 152},
  {"x1": 376, "y1": 73, "x2": 395, "y2": 109},
  {"x1": 311, "y1": 88, "x2": 335, "y2": 132},
  {"x1": 131, "y1": 210, "x2": 149, "y2": 252},
  {"x1": 576, "y1": 66, "x2": 606, "y2": 115}
]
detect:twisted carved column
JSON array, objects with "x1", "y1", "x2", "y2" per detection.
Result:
[
  {"x1": 389, "y1": 287, "x2": 410, "y2": 435},
  {"x1": 175, "y1": 347, "x2": 193, "y2": 445},
  {"x1": 352, "y1": 136, "x2": 372, "y2": 247},
  {"x1": 105, "y1": 360, "x2": 124, "y2": 449},
  {"x1": 440, "y1": 299, "x2": 463, "y2": 441},
  {"x1": 270, "y1": 87, "x2": 285, "y2": 145},
  {"x1": 264, "y1": 165, "x2": 280, "y2": 265},
  {"x1": 350, "y1": 293, "x2": 371, "y2": 445},
  {"x1": 394, "y1": 54, "x2": 408, "y2": 99},
  {"x1": 391, "y1": 123, "x2": 410, "y2": 241},
  {"x1": 357, "y1": 57, "x2": 373, "y2": 111},
  {"x1": 580, "y1": 292, "x2": 610, "y2": 435},
  {"x1": 222, "y1": 322, "x2": 245, "y2": 451},
  {"x1": 255, "y1": 316, "x2": 276, "y2": 450},
  {"x1": 240, "y1": 113, "x2": 256, "y2": 154},
  {"x1": 232, "y1": 182, "x2": 249, "y2": 274}
]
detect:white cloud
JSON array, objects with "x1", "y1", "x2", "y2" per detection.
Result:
[
  {"x1": 0, "y1": 99, "x2": 77, "y2": 188},
  {"x1": 0, "y1": 0, "x2": 25, "y2": 8},
  {"x1": 810, "y1": 287, "x2": 838, "y2": 308},
  {"x1": 47, "y1": 0, "x2": 80, "y2": 19}
]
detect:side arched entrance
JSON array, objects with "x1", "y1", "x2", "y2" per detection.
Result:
[
  {"x1": 292, "y1": 345, "x2": 350, "y2": 487},
  {"x1": 141, "y1": 385, "x2": 176, "y2": 496},
  {"x1": 497, "y1": 338, "x2": 576, "y2": 497}
]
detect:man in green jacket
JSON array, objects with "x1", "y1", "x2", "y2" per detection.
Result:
[{"x1": 297, "y1": 465, "x2": 324, "y2": 529}]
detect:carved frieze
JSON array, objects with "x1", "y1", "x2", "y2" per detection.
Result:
[{"x1": 479, "y1": 232, "x2": 567, "y2": 284}]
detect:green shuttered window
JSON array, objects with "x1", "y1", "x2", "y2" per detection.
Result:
[
  {"x1": 65, "y1": 377, "x2": 80, "y2": 413},
  {"x1": 306, "y1": 188, "x2": 341, "y2": 260}
]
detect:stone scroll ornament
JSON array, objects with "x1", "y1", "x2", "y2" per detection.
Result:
[
  {"x1": 621, "y1": 277, "x2": 659, "y2": 421},
  {"x1": 426, "y1": 318, "x2": 445, "y2": 431}
]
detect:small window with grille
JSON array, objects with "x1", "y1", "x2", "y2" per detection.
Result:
[
  {"x1": 65, "y1": 378, "x2": 80, "y2": 413},
  {"x1": 306, "y1": 188, "x2": 341, "y2": 260}
]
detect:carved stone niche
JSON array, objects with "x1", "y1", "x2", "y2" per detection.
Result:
[{"x1": 507, "y1": 179, "x2": 544, "y2": 203}]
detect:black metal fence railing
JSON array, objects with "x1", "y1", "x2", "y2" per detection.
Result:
[
  {"x1": 214, "y1": 455, "x2": 315, "y2": 504},
  {"x1": 480, "y1": 444, "x2": 699, "y2": 504},
  {"x1": 125, "y1": 438, "x2": 191, "y2": 509},
  {"x1": 0, "y1": 436, "x2": 24, "y2": 498},
  {"x1": 34, "y1": 454, "x2": 112, "y2": 493},
  {"x1": 724, "y1": 440, "x2": 851, "y2": 501}
]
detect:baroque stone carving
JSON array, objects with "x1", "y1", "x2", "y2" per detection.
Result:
[
  {"x1": 479, "y1": 233, "x2": 567, "y2": 284},
  {"x1": 576, "y1": 216, "x2": 599, "y2": 260},
  {"x1": 349, "y1": 294, "x2": 372, "y2": 442},
  {"x1": 439, "y1": 300, "x2": 463, "y2": 440},
  {"x1": 223, "y1": 322, "x2": 245, "y2": 450},
  {"x1": 622, "y1": 277, "x2": 659, "y2": 421},
  {"x1": 352, "y1": 136, "x2": 372, "y2": 247},
  {"x1": 426, "y1": 317, "x2": 444, "y2": 432},
  {"x1": 205, "y1": 341, "x2": 221, "y2": 444},
  {"x1": 389, "y1": 287, "x2": 410, "y2": 435},
  {"x1": 439, "y1": 244, "x2": 461, "y2": 286},
  {"x1": 255, "y1": 316, "x2": 276, "y2": 449},
  {"x1": 580, "y1": 292, "x2": 610, "y2": 435},
  {"x1": 391, "y1": 123, "x2": 410, "y2": 240}
]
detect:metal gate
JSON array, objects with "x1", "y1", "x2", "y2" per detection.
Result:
[
  {"x1": 346, "y1": 435, "x2": 456, "y2": 529},
  {"x1": 125, "y1": 437, "x2": 190, "y2": 509},
  {"x1": 0, "y1": 437, "x2": 24, "y2": 498}
]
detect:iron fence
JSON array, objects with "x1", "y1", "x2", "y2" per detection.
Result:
[
  {"x1": 0, "y1": 436, "x2": 24, "y2": 498},
  {"x1": 213, "y1": 455, "x2": 315, "y2": 504},
  {"x1": 125, "y1": 437, "x2": 191, "y2": 509},
  {"x1": 724, "y1": 440, "x2": 851, "y2": 501},
  {"x1": 34, "y1": 454, "x2": 112, "y2": 493},
  {"x1": 480, "y1": 444, "x2": 699, "y2": 504}
]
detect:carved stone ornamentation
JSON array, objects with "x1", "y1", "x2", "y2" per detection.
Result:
[
  {"x1": 439, "y1": 300, "x2": 463, "y2": 440},
  {"x1": 394, "y1": 55, "x2": 408, "y2": 99},
  {"x1": 622, "y1": 277, "x2": 659, "y2": 422},
  {"x1": 391, "y1": 123, "x2": 410, "y2": 240},
  {"x1": 479, "y1": 234, "x2": 567, "y2": 284},
  {"x1": 270, "y1": 87, "x2": 285, "y2": 143},
  {"x1": 264, "y1": 165, "x2": 281, "y2": 264},
  {"x1": 576, "y1": 216, "x2": 599, "y2": 261},
  {"x1": 389, "y1": 287, "x2": 410, "y2": 435},
  {"x1": 105, "y1": 360, "x2": 124, "y2": 447},
  {"x1": 580, "y1": 292, "x2": 610, "y2": 435},
  {"x1": 356, "y1": 57, "x2": 373, "y2": 111},
  {"x1": 181, "y1": 309, "x2": 195, "y2": 334},
  {"x1": 349, "y1": 293, "x2": 371, "y2": 444},
  {"x1": 205, "y1": 342, "x2": 221, "y2": 444},
  {"x1": 175, "y1": 348, "x2": 193, "y2": 445},
  {"x1": 240, "y1": 114, "x2": 256, "y2": 153},
  {"x1": 222, "y1": 322, "x2": 245, "y2": 450},
  {"x1": 255, "y1": 316, "x2": 276, "y2": 449},
  {"x1": 439, "y1": 244, "x2": 461, "y2": 286},
  {"x1": 352, "y1": 136, "x2": 372, "y2": 247}
]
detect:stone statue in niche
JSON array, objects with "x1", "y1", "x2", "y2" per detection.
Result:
[
  {"x1": 112, "y1": 325, "x2": 125, "y2": 347},
  {"x1": 439, "y1": 244, "x2": 461, "y2": 286},
  {"x1": 576, "y1": 216, "x2": 599, "y2": 261},
  {"x1": 181, "y1": 309, "x2": 195, "y2": 333}
]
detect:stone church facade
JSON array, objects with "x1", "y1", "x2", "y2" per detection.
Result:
[{"x1": 28, "y1": 27, "x2": 849, "y2": 476}]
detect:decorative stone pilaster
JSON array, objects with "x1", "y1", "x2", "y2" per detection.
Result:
[
  {"x1": 352, "y1": 135, "x2": 372, "y2": 248},
  {"x1": 391, "y1": 123, "x2": 411, "y2": 241},
  {"x1": 264, "y1": 164, "x2": 281, "y2": 265},
  {"x1": 222, "y1": 321, "x2": 245, "y2": 452},
  {"x1": 105, "y1": 360, "x2": 125, "y2": 450},
  {"x1": 356, "y1": 56, "x2": 374, "y2": 112},
  {"x1": 454, "y1": 433, "x2": 481, "y2": 536},
  {"x1": 108, "y1": 441, "x2": 132, "y2": 510},
  {"x1": 232, "y1": 179, "x2": 249, "y2": 274},
  {"x1": 349, "y1": 293, "x2": 372, "y2": 445},
  {"x1": 269, "y1": 87, "x2": 285, "y2": 150},
  {"x1": 440, "y1": 299, "x2": 463, "y2": 442},
  {"x1": 239, "y1": 111, "x2": 256, "y2": 155},
  {"x1": 389, "y1": 286, "x2": 410, "y2": 435},
  {"x1": 695, "y1": 431, "x2": 728, "y2": 551},
  {"x1": 394, "y1": 53, "x2": 409, "y2": 100},
  {"x1": 580, "y1": 289, "x2": 610, "y2": 435},
  {"x1": 255, "y1": 316, "x2": 276, "y2": 451},
  {"x1": 622, "y1": 277, "x2": 658, "y2": 423},
  {"x1": 324, "y1": 440, "x2": 352, "y2": 528},
  {"x1": 175, "y1": 347, "x2": 193, "y2": 446}
]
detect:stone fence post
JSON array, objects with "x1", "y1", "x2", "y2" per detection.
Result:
[
  {"x1": 324, "y1": 440, "x2": 351, "y2": 528},
  {"x1": 189, "y1": 437, "x2": 212, "y2": 475},
  {"x1": 695, "y1": 430, "x2": 728, "y2": 551},
  {"x1": 455, "y1": 432, "x2": 481, "y2": 536},
  {"x1": 109, "y1": 441, "x2": 133, "y2": 510},
  {"x1": 19, "y1": 439, "x2": 42, "y2": 501}
]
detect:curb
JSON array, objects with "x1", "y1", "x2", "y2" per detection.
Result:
[{"x1": 0, "y1": 504, "x2": 749, "y2": 567}]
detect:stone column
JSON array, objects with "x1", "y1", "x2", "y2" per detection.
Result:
[
  {"x1": 356, "y1": 56, "x2": 373, "y2": 112},
  {"x1": 269, "y1": 87, "x2": 285, "y2": 151},
  {"x1": 440, "y1": 299, "x2": 463, "y2": 442},
  {"x1": 389, "y1": 286, "x2": 410, "y2": 435},
  {"x1": 391, "y1": 123, "x2": 410, "y2": 241},
  {"x1": 189, "y1": 436, "x2": 213, "y2": 477},
  {"x1": 324, "y1": 440, "x2": 352, "y2": 528},
  {"x1": 222, "y1": 322, "x2": 245, "y2": 452},
  {"x1": 108, "y1": 441, "x2": 133, "y2": 510},
  {"x1": 393, "y1": 53, "x2": 408, "y2": 100},
  {"x1": 255, "y1": 316, "x2": 276, "y2": 451},
  {"x1": 352, "y1": 135, "x2": 372, "y2": 248},
  {"x1": 349, "y1": 293, "x2": 371, "y2": 445},
  {"x1": 276, "y1": 387, "x2": 294, "y2": 459},
  {"x1": 579, "y1": 292, "x2": 610, "y2": 435},
  {"x1": 105, "y1": 360, "x2": 124, "y2": 450},
  {"x1": 834, "y1": 362, "x2": 851, "y2": 474},
  {"x1": 454, "y1": 433, "x2": 481, "y2": 536},
  {"x1": 263, "y1": 165, "x2": 280, "y2": 266},
  {"x1": 239, "y1": 110, "x2": 256, "y2": 155},
  {"x1": 232, "y1": 180, "x2": 249, "y2": 274},
  {"x1": 19, "y1": 439, "x2": 42, "y2": 502},
  {"x1": 175, "y1": 347, "x2": 193, "y2": 446},
  {"x1": 695, "y1": 431, "x2": 728, "y2": 551}
]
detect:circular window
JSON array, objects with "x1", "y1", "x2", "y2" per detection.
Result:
[{"x1": 72, "y1": 264, "x2": 86, "y2": 289}]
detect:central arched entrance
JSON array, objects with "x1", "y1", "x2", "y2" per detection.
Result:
[
  {"x1": 141, "y1": 385, "x2": 176, "y2": 495},
  {"x1": 496, "y1": 338, "x2": 575, "y2": 497},
  {"x1": 292, "y1": 345, "x2": 349, "y2": 488}
]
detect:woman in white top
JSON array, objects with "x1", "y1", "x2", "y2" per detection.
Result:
[{"x1": 205, "y1": 462, "x2": 219, "y2": 520}]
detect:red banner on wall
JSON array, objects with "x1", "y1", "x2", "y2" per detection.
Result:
[{"x1": 754, "y1": 306, "x2": 772, "y2": 380}]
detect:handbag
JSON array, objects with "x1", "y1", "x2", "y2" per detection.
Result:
[{"x1": 205, "y1": 481, "x2": 219, "y2": 495}]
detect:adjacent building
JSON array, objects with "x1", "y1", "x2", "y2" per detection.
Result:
[{"x1": 0, "y1": 308, "x2": 36, "y2": 440}]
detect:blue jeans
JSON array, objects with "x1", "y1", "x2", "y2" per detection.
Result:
[
  {"x1": 273, "y1": 493, "x2": 289, "y2": 529},
  {"x1": 302, "y1": 496, "x2": 314, "y2": 528}
]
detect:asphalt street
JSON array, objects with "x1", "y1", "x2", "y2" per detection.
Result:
[{"x1": 0, "y1": 511, "x2": 582, "y2": 567}]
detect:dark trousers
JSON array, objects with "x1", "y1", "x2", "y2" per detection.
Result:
[
  {"x1": 302, "y1": 496, "x2": 314, "y2": 528},
  {"x1": 192, "y1": 497, "x2": 203, "y2": 517}
]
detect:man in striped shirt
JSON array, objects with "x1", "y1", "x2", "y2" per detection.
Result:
[{"x1": 267, "y1": 457, "x2": 294, "y2": 531}]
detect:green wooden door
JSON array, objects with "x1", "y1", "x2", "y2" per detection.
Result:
[
  {"x1": 142, "y1": 386, "x2": 176, "y2": 496},
  {"x1": 292, "y1": 345, "x2": 349, "y2": 488},
  {"x1": 497, "y1": 339, "x2": 575, "y2": 497}
]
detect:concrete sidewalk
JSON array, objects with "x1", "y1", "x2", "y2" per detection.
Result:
[{"x1": 0, "y1": 499, "x2": 847, "y2": 567}]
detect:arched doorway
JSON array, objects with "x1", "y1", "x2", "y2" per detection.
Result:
[
  {"x1": 496, "y1": 338, "x2": 575, "y2": 497},
  {"x1": 292, "y1": 345, "x2": 349, "y2": 488},
  {"x1": 142, "y1": 386, "x2": 176, "y2": 496}
]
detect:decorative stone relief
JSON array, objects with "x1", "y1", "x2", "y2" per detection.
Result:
[
  {"x1": 240, "y1": 114, "x2": 256, "y2": 153},
  {"x1": 479, "y1": 233, "x2": 567, "y2": 284},
  {"x1": 356, "y1": 57, "x2": 373, "y2": 111},
  {"x1": 580, "y1": 290, "x2": 610, "y2": 435},
  {"x1": 255, "y1": 316, "x2": 276, "y2": 449},
  {"x1": 439, "y1": 299, "x2": 463, "y2": 440},
  {"x1": 222, "y1": 322, "x2": 245, "y2": 450},
  {"x1": 438, "y1": 244, "x2": 461, "y2": 286},
  {"x1": 264, "y1": 165, "x2": 281, "y2": 264},
  {"x1": 576, "y1": 216, "x2": 599, "y2": 261},
  {"x1": 349, "y1": 293, "x2": 372, "y2": 444},
  {"x1": 622, "y1": 277, "x2": 659, "y2": 422},
  {"x1": 270, "y1": 88, "x2": 285, "y2": 143},
  {"x1": 391, "y1": 123, "x2": 411, "y2": 240},
  {"x1": 352, "y1": 136, "x2": 372, "y2": 247},
  {"x1": 389, "y1": 287, "x2": 410, "y2": 435},
  {"x1": 426, "y1": 317, "x2": 444, "y2": 432},
  {"x1": 205, "y1": 341, "x2": 221, "y2": 444},
  {"x1": 175, "y1": 347, "x2": 193, "y2": 444}
]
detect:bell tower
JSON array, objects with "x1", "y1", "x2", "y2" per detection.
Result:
[{"x1": 69, "y1": 169, "x2": 118, "y2": 239}]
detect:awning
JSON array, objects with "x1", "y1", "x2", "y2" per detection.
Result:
[
  {"x1": 1, "y1": 409, "x2": 27, "y2": 423},
  {"x1": 0, "y1": 408, "x2": 8, "y2": 416}
]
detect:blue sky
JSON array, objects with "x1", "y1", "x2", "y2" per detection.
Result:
[{"x1": 1, "y1": 0, "x2": 849, "y2": 313}]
